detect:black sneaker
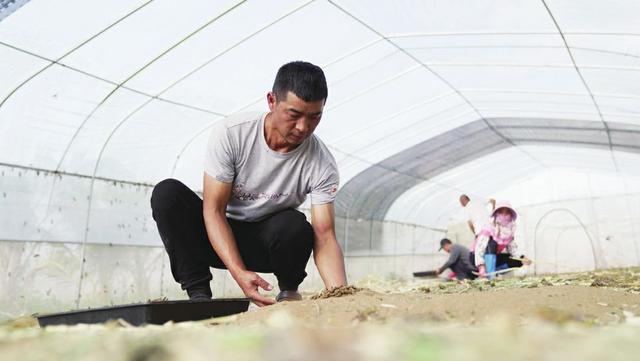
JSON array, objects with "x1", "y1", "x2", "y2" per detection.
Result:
[
  {"x1": 187, "y1": 287, "x2": 212, "y2": 301},
  {"x1": 276, "y1": 290, "x2": 302, "y2": 302}
]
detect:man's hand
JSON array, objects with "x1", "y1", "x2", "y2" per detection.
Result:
[
  {"x1": 521, "y1": 256, "x2": 532, "y2": 266},
  {"x1": 235, "y1": 270, "x2": 276, "y2": 307},
  {"x1": 435, "y1": 268, "x2": 442, "y2": 276}
]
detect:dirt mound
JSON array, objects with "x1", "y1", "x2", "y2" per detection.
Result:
[{"x1": 311, "y1": 285, "x2": 362, "y2": 299}]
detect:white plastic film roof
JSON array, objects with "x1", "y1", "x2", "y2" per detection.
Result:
[{"x1": 1, "y1": 0, "x2": 640, "y2": 244}]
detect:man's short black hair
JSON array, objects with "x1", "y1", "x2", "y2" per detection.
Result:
[
  {"x1": 272, "y1": 61, "x2": 328, "y2": 103},
  {"x1": 438, "y1": 238, "x2": 452, "y2": 251}
]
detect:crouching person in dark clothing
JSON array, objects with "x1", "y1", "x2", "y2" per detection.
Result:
[
  {"x1": 436, "y1": 238, "x2": 477, "y2": 281},
  {"x1": 151, "y1": 62, "x2": 347, "y2": 306}
]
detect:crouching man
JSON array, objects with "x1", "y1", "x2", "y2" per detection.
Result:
[
  {"x1": 435, "y1": 238, "x2": 477, "y2": 281},
  {"x1": 151, "y1": 61, "x2": 347, "y2": 306}
]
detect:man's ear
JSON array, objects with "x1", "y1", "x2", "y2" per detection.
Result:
[{"x1": 267, "y1": 92, "x2": 277, "y2": 112}]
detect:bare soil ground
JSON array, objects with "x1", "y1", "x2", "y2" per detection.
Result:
[
  {"x1": 1, "y1": 268, "x2": 639, "y2": 361},
  {"x1": 235, "y1": 285, "x2": 639, "y2": 328}
]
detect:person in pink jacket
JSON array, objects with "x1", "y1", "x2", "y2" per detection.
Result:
[{"x1": 470, "y1": 201, "x2": 531, "y2": 279}]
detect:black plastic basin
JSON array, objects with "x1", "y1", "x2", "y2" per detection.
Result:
[{"x1": 36, "y1": 298, "x2": 250, "y2": 327}]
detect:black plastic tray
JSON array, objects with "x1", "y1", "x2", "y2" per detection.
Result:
[
  {"x1": 413, "y1": 270, "x2": 437, "y2": 278},
  {"x1": 36, "y1": 299, "x2": 250, "y2": 327}
]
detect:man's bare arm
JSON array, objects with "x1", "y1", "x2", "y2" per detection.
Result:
[
  {"x1": 311, "y1": 202, "x2": 347, "y2": 288},
  {"x1": 468, "y1": 220, "x2": 476, "y2": 235},
  {"x1": 202, "y1": 173, "x2": 275, "y2": 306}
]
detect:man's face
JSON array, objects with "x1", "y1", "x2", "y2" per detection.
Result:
[
  {"x1": 459, "y1": 196, "x2": 469, "y2": 207},
  {"x1": 443, "y1": 243, "x2": 452, "y2": 253},
  {"x1": 267, "y1": 91, "x2": 324, "y2": 145}
]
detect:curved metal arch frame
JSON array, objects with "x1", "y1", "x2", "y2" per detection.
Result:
[
  {"x1": 400, "y1": 45, "x2": 640, "y2": 63},
  {"x1": 58, "y1": 1, "x2": 248, "y2": 173},
  {"x1": 327, "y1": 0, "x2": 549, "y2": 173},
  {"x1": 169, "y1": 119, "x2": 221, "y2": 177},
  {"x1": 540, "y1": 0, "x2": 618, "y2": 171},
  {"x1": 0, "y1": 0, "x2": 155, "y2": 111},
  {"x1": 532, "y1": 207, "x2": 599, "y2": 275},
  {"x1": 385, "y1": 32, "x2": 640, "y2": 39}
]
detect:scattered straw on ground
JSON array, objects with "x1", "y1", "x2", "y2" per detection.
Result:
[{"x1": 367, "y1": 268, "x2": 640, "y2": 296}]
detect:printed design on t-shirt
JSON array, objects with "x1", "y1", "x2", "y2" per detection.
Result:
[{"x1": 232, "y1": 183, "x2": 289, "y2": 201}]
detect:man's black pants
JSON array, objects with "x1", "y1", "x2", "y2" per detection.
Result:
[
  {"x1": 470, "y1": 238, "x2": 524, "y2": 270},
  {"x1": 449, "y1": 260, "x2": 477, "y2": 280},
  {"x1": 150, "y1": 179, "x2": 314, "y2": 295}
]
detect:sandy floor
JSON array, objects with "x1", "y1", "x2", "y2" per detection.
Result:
[
  {"x1": 1, "y1": 268, "x2": 640, "y2": 361},
  {"x1": 235, "y1": 285, "x2": 640, "y2": 328}
]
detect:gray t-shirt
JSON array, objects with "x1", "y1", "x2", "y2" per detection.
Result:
[
  {"x1": 439, "y1": 244, "x2": 474, "y2": 273},
  {"x1": 204, "y1": 112, "x2": 339, "y2": 221}
]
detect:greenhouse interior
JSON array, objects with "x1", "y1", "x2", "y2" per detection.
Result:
[{"x1": 1, "y1": 1, "x2": 639, "y2": 360}]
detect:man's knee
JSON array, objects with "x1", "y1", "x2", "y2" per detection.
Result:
[
  {"x1": 505, "y1": 257, "x2": 523, "y2": 269},
  {"x1": 267, "y1": 210, "x2": 314, "y2": 249},
  {"x1": 150, "y1": 178, "x2": 188, "y2": 213}
]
